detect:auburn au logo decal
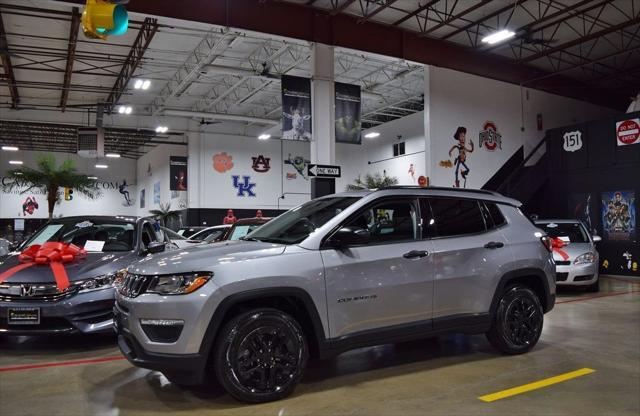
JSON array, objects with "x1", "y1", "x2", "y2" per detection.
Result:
[{"x1": 251, "y1": 155, "x2": 271, "y2": 173}]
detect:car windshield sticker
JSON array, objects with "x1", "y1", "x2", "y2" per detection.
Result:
[
  {"x1": 558, "y1": 236, "x2": 570, "y2": 242},
  {"x1": 75, "y1": 221, "x2": 94, "y2": 229},
  {"x1": 29, "y1": 224, "x2": 64, "y2": 245},
  {"x1": 546, "y1": 223, "x2": 558, "y2": 228},
  {"x1": 83, "y1": 240, "x2": 105, "y2": 252}
]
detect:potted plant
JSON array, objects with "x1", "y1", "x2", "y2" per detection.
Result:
[{"x1": 346, "y1": 172, "x2": 398, "y2": 191}]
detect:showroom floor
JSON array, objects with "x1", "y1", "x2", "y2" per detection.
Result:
[{"x1": 1, "y1": 276, "x2": 638, "y2": 416}]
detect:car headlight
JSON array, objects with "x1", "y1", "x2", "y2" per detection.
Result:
[
  {"x1": 76, "y1": 273, "x2": 118, "y2": 293},
  {"x1": 574, "y1": 252, "x2": 596, "y2": 265},
  {"x1": 146, "y1": 272, "x2": 213, "y2": 295}
]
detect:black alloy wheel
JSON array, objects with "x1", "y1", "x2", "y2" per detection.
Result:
[
  {"x1": 213, "y1": 308, "x2": 308, "y2": 403},
  {"x1": 486, "y1": 285, "x2": 544, "y2": 354}
]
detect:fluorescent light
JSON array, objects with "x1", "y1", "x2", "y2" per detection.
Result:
[
  {"x1": 142, "y1": 80, "x2": 151, "y2": 90},
  {"x1": 482, "y1": 29, "x2": 515, "y2": 45},
  {"x1": 2, "y1": 146, "x2": 18, "y2": 151},
  {"x1": 118, "y1": 105, "x2": 132, "y2": 114},
  {"x1": 88, "y1": 176, "x2": 98, "y2": 180},
  {"x1": 125, "y1": 106, "x2": 132, "y2": 115},
  {"x1": 106, "y1": 153, "x2": 121, "y2": 158},
  {"x1": 364, "y1": 132, "x2": 380, "y2": 139},
  {"x1": 155, "y1": 126, "x2": 168, "y2": 133},
  {"x1": 134, "y1": 79, "x2": 143, "y2": 89},
  {"x1": 118, "y1": 106, "x2": 126, "y2": 114},
  {"x1": 258, "y1": 134, "x2": 271, "y2": 140},
  {"x1": 95, "y1": 164, "x2": 108, "y2": 169},
  {"x1": 9, "y1": 160, "x2": 23, "y2": 165}
]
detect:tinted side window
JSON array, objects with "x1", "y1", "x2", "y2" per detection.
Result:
[
  {"x1": 428, "y1": 198, "x2": 486, "y2": 237},
  {"x1": 347, "y1": 199, "x2": 418, "y2": 244},
  {"x1": 419, "y1": 198, "x2": 438, "y2": 238},
  {"x1": 486, "y1": 202, "x2": 506, "y2": 227}
]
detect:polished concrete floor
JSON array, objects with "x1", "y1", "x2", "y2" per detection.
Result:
[{"x1": 1, "y1": 276, "x2": 639, "y2": 416}]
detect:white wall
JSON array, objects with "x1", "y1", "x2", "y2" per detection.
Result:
[
  {"x1": 136, "y1": 144, "x2": 188, "y2": 216},
  {"x1": 0, "y1": 150, "x2": 136, "y2": 219},
  {"x1": 428, "y1": 66, "x2": 618, "y2": 189}
]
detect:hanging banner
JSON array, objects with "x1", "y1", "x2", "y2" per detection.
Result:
[
  {"x1": 335, "y1": 82, "x2": 362, "y2": 144},
  {"x1": 169, "y1": 156, "x2": 188, "y2": 191},
  {"x1": 281, "y1": 75, "x2": 312, "y2": 141}
]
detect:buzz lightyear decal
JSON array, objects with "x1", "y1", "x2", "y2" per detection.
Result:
[{"x1": 284, "y1": 154, "x2": 311, "y2": 180}]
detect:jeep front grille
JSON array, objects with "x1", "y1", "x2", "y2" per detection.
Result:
[{"x1": 118, "y1": 273, "x2": 151, "y2": 298}]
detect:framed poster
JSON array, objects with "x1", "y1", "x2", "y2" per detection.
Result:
[
  {"x1": 153, "y1": 182, "x2": 161, "y2": 205},
  {"x1": 139, "y1": 189, "x2": 145, "y2": 209},
  {"x1": 281, "y1": 75, "x2": 312, "y2": 141},
  {"x1": 601, "y1": 190, "x2": 636, "y2": 241},
  {"x1": 169, "y1": 156, "x2": 188, "y2": 190}
]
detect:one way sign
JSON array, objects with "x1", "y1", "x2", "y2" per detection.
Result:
[{"x1": 307, "y1": 164, "x2": 341, "y2": 178}]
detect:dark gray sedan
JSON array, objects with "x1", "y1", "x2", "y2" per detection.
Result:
[{"x1": 0, "y1": 216, "x2": 168, "y2": 335}]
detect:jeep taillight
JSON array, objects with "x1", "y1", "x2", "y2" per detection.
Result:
[{"x1": 541, "y1": 236, "x2": 552, "y2": 253}]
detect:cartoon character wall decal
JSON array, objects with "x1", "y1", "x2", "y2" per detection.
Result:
[
  {"x1": 213, "y1": 152, "x2": 234, "y2": 173},
  {"x1": 22, "y1": 197, "x2": 39, "y2": 216},
  {"x1": 408, "y1": 163, "x2": 416, "y2": 183},
  {"x1": 174, "y1": 170, "x2": 187, "y2": 190},
  {"x1": 447, "y1": 126, "x2": 474, "y2": 188},
  {"x1": 284, "y1": 154, "x2": 311, "y2": 180},
  {"x1": 223, "y1": 209, "x2": 237, "y2": 225},
  {"x1": 119, "y1": 180, "x2": 133, "y2": 206},
  {"x1": 623, "y1": 251, "x2": 633, "y2": 271}
]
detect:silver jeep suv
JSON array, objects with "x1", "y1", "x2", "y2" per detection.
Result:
[{"x1": 114, "y1": 187, "x2": 555, "y2": 403}]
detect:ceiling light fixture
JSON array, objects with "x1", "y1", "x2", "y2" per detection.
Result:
[
  {"x1": 258, "y1": 134, "x2": 271, "y2": 140},
  {"x1": 481, "y1": 29, "x2": 515, "y2": 45},
  {"x1": 134, "y1": 79, "x2": 151, "y2": 90},
  {"x1": 95, "y1": 164, "x2": 108, "y2": 169},
  {"x1": 2, "y1": 146, "x2": 19, "y2": 151},
  {"x1": 9, "y1": 160, "x2": 23, "y2": 165},
  {"x1": 118, "y1": 105, "x2": 132, "y2": 115},
  {"x1": 364, "y1": 132, "x2": 380, "y2": 139},
  {"x1": 134, "y1": 79, "x2": 143, "y2": 89},
  {"x1": 106, "y1": 153, "x2": 121, "y2": 158},
  {"x1": 155, "y1": 126, "x2": 169, "y2": 134},
  {"x1": 142, "y1": 80, "x2": 151, "y2": 90},
  {"x1": 88, "y1": 176, "x2": 98, "y2": 180}
]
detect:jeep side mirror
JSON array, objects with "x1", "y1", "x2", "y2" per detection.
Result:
[
  {"x1": 142, "y1": 241, "x2": 166, "y2": 255},
  {"x1": 592, "y1": 235, "x2": 602, "y2": 243},
  {"x1": 328, "y1": 226, "x2": 371, "y2": 248}
]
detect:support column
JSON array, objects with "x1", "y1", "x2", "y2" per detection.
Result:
[
  {"x1": 423, "y1": 65, "x2": 433, "y2": 185},
  {"x1": 310, "y1": 43, "x2": 336, "y2": 198},
  {"x1": 187, "y1": 120, "x2": 203, "y2": 224}
]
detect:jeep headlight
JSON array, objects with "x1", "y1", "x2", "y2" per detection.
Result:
[
  {"x1": 146, "y1": 272, "x2": 213, "y2": 295},
  {"x1": 574, "y1": 252, "x2": 596, "y2": 265}
]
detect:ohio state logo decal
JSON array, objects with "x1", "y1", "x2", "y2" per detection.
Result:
[
  {"x1": 251, "y1": 155, "x2": 271, "y2": 173},
  {"x1": 479, "y1": 121, "x2": 502, "y2": 151}
]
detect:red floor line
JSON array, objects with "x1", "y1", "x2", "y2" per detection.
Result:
[
  {"x1": 0, "y1": 355, "x2": 125, "y2": 373},
  {"x1": 556, "y1": 289, "x2": 640, "y2": 304}
]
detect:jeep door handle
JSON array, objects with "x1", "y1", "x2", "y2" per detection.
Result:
[
  {"x1": 403, "y1": 250, "x2": 429, "y2": 259},
  {"x1": 484, "y1": 241, "x2": 504, "y2": 249}
]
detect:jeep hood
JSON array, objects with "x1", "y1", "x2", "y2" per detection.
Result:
[
  {"x1": 0, "y1": 251, "x2": 137, "y2": 284},
  {"x1": 129, "y1": 240, "x2": 285, "y2": 275}
]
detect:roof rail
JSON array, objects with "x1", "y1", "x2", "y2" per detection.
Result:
[{"x1": 377, "y1": 185, "x2": 501, "y2": 196}]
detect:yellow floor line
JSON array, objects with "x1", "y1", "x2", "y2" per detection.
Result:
[{"x1": 478, "y1": 368, "x2": 596, "y2": 402}]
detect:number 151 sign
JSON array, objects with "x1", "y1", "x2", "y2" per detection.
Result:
[{"x1": 563, "y1": 130, "x2": 583, "y2": 152}]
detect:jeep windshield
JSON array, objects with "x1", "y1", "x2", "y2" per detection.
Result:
[
  {"x1": 22, "y1": 218, "x2": 137, "y2": 252},
  {"x1": 244, "y1": 197, "x2": 359, "y2": 244}
]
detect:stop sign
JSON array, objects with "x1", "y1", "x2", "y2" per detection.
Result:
[{"x1": 616, "y1": 118, "x2": 640, "y2": 146}]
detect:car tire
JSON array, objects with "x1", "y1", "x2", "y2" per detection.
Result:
[
  {"x1": 486, "y1": 285, "x2": 544, "y2": 355},
  {"x1": 585, "y1": 277, "x2": 600, "y2": 293},
  {"x1": 212, "y1": 308, "x2": 308, "y2": 403}
]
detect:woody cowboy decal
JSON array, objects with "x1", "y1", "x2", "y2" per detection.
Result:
[{"x1": 446, "y1": 126, "x2": 474, "y2": 188}]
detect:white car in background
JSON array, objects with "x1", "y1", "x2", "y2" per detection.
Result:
[
  {"x1": 535, "y1": 219, "x2": 601, "y2": 292},
  {"x1": 188, "y1": 225, "x2": 231, "y2": 243}
]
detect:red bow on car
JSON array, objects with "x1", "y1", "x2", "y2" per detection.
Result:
[
  {"x1": 551, "y1": 237, "x2": 569, "y2": 261},
  {"x1": 0, "y1": 242, "x2": 87, "y2": 291}
]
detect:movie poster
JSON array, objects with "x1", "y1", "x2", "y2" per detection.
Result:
[
  {"x1": 140, "y1": 189, "x2": 145, "y2": 209},
  {"x1": 169, "y1": 156, "x2": 188, "y2": 191},
  {"x1": 568, "y1": 193, "x2": 595, "y2": 233},
  {"x1": 601, "y1": 190, "x2": 636, "y2": 241},
  {"x1": 281, "y1": 75, "x2": 312, "y2": 141},
  {"x1": 335, "y1": 82, "x2": 361, "y2": 144},
  {"x1": 153, "y1": 182, "x2": 160, "y2": 205}
]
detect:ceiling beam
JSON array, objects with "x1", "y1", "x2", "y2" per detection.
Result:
[
  {"x1": 105, "y1": 17, "x2": 158, "y2": 113},
  {"x1": 358, "y1": 0, "x2": 399, "y2": 24},
  {"x1": 421, "y1": 0, "x2": 494, "y2": 36},
  {"x1": 331, "y1": 0, "x2": 357, "y2": 16},
  {"x1": 519, "y1": 16, "x2": 640, "y2": 63},
  {"x1": 392, "y1": 0, "x2": 441, "y2": 26},
  {"x1": 59, "y1": 7, "x2": 80, "y2": 112},
  {"x1": 0, "y1": 10, "x2": 19, "y2": 108},
  {"x1": 440, "y1": 1, "x2": 522, "y2": 40}
]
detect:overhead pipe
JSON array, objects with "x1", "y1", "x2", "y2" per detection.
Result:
[{"x1": 163, "y1": 109, "x2": 279, "y2": 125}]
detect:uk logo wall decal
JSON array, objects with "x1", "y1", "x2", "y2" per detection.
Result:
[
  {"x1": 232, "y1": 175, "x2": 256, "y2": 197},
  {"x1": 563, "y1": 130, "x2": 583, "y2": 152},
  {"x1": 251, "y1": 155, "x2": 271, "y2": 173},
  {"x1": 479, "y1": 121, "x2": 502, "y2": 151}
]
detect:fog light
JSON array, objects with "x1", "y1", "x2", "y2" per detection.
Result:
[
  {"x1": 140, "y1": 319, "x2": 184, "y2": 326},
  {"x1": 140, "y1": 319, "x2": 184, "y2": 343}
]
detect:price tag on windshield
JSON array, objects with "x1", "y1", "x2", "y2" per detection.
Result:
[{"x1": 84, "y1": 240, "x2": 105, "y2": 252}]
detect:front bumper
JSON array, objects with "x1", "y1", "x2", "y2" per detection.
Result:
[
  {"x1": 0, "y1": 288, "x2": 115, "y2": 335},
  {"x1": 555, "y1": 262, "x2": 599, "y2": 286},
  {"x1": 114, "y1": 301, "x2": 208, "y2": 385}
]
